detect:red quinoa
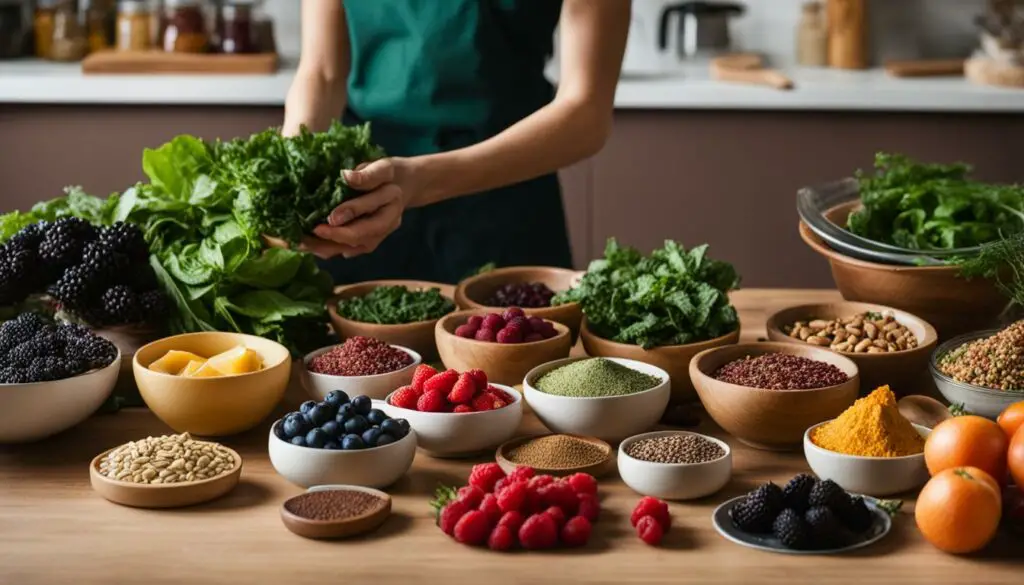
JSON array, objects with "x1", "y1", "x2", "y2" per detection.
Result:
[
  {"x1": 712, "y1": 352, "x2": 848, "y2": 390},
  {"x1": 309, "y1": 336, "x2": 413, "y2": 377}
]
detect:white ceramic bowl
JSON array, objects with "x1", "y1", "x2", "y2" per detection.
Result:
[
  {"x1": 617, "y1": 430, "x2": 732, "y2": 500},
  {"x1": 300, "y1": 344, "x2": 421, "y2": 401},
  {"x1": 930, "y1": 330, "x2": 1024, "y2": 419},
  {"x1": 803, "y1": 421, "x2": 931, "y2": 497},
  {"x1": 267, "y1": 417, "x2": 417, "y2": 489},
  {"x1": 0, "y1": 352, "x2": 121, "y2": 443},
  {"x1": 379, "y1": 384, "x2": 523, "y2": 457},
  {"x1": 523, "y1": 357, "x2": 671, "y2": 443}
]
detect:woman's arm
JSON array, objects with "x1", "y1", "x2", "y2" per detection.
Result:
[
  {"x1": 305, "y1": 0, "x2": 629, "y2": 258},
  {"x1": 282, "y1": 0, "x2": 350, "y2": 136}
]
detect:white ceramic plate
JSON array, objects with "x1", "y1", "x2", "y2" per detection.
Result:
[{"x1": 711, "y1": 495, "x2": 892, "y2": 555}]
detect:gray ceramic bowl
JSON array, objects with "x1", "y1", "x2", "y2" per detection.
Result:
[{"x1": 929, "y1": 329, "x2": 1024, "y2": 419}]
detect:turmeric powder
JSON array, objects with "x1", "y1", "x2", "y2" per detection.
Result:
[{"x1": 810, "y1": 386, "x2": 925, "y2": 457}]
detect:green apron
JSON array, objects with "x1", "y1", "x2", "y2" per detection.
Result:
[{"x1": 323, "y1": 0, "x2": 573, "y2": 285}]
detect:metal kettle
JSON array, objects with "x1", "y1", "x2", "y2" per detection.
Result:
[{"x1": 658, "y1": 1, "x2": 745, "y2": 59}]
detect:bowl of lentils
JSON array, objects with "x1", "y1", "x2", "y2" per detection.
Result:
[
  {"x1": 454, "y1": 266, "x2": 584, "y2": 342},
  {"x1": 930, "y1": 321, "x2": 1024, "y2": 419},
  {"x1": 617, "y1": 430, "x2": 732, "y2": 500},
  {"x1": 301, "y1": 336, "x2": 421, "y2": 401},
  {"x1": 690, "y1": 342, "x2": 860, "y2": 451}
]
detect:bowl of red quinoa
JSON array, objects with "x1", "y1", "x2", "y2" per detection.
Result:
[
  {"x1": 930, "y1": 326, "x2": 1024, "y2": 419},
  {"x1": 690, "y1": 342, "x2": 860, "y2": 451},
  {"x1": 300, "y1": 337, "x2": 421, "y2": 401}
]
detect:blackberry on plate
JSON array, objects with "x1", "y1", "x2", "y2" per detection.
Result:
[
  {"x1": 773, "y1": 508, "x2": 810, "y2": 549},
  {"x1": 38, "y1": 217, "x2": 97, "y2": 268},
  {"x1": 731, "y1": 495, "x2": 776, "y2": 534},
  {"x1": 834, "y1": 495, "x2": 874, "y2": 533},
  {"x1": 808, "y1": 479, "x2": 847, "y2": 510},
  {"x1": 99, "y1": 222, "x2": 148, "y2": 261},
  {"x1": 782, "y1": 473, "x2": 816, "y2": 513},
  {"x1": 101, "y1": 285, "x2": 141, "y2": 325},
  {"x1": 804, "y1": 506, "x2": 846, "y2": 547}
]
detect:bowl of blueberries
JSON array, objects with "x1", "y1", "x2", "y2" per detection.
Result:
[{"x1": 268, "y1": 390, "x2": 416, "y2": 489}]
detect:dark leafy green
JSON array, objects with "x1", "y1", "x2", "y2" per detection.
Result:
[
  {"x1": 337, "y1": 286, "x2": 455, "y2": 325},
  {"x1": 553, "y1": 239, "x2": 740, "y2": 348},
  {"x1": 957, "y1": 231, "x2": 1024, "y2": 307}
]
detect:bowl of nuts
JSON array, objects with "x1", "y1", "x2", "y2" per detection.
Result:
[{"x1": 765, "y1": 302, "x2": 937, "y2": 396}]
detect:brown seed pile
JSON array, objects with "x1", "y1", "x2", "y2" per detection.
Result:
[
  {"x1": 784, "y1": 311, "x2": 917, "y2": 353},
  {"x1": 506, "y1": 435, "x2": 608, "y2": 469},
  {"x1": 284, "y1": 489, "x2": 387, "y2": 521},
  {"x1": 625, "y1": 434, "x2": 725, "y2": 464},
  {"x1": 308, "y1": 336, "x2": 414, "y2": 377},
  {"x1": 713, "y1": 353, "x2": 849, "y2": 390},
  {"x1": 99, "y1": 433, "x2": 235, "y2": 484},
  {"x1": 939, "y1": 320, "x2": 1024, "y2": 391}
]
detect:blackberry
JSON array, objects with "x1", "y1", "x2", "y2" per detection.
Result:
[
  {"x1": 772, "y1": 509, "x2": 810, "y2": 549},
  {"x1": 6, "y1": 221, "x2": 49, "y2": 253},
  {"x1": 731, "y1": 495, "x2": 778, "y2": 534},
  {"x1": 130, "y1": 267, "x2": 158, "y2": 292},
  {"x1": 67, "y1": 335, "x2": 118, "y2": 369},
  {"x1": 50, "y1": 265, "x2": 98, "y2": 310},
  {"x1": 833, "y1": 495, "x2": 874, "y2": 533},
  {"x1": 81, "y1": 241, "x2": 129, "y2": 279},
  {"x1": 99, "y1": 222, "x2": 149, "y2": 262},
  {"x1": 139, "y1": 289, "x2": 168, "y2": 318},
  {"x1": 808, "y1": 479, "x2": 847, "y2": 510},
  {"x1": 782, "y1": 473, "x2": 816, "y2": 513},
  {"x1": 751, "y1": 482, "x2": 784, "y2": 515},
  {"x1": 101, "y1": 285, "x2": 141, "y2": 325},
  {"x1": 0, "y1": 312, "x2": 51, "y2": 346},
  {"x1": 0, "y1": 367, "x2": 30, "y2": 384},
  {"x1": 7, "y1": 335, "x2": 64, "y2": 367},
  {"x1": 55, "y1": 322, "x2": 92, "y2": 342},
  {"x1": 804, "y1": 506, "x2": 845, "y2": 548},
  {"x1": 38, "y1": 218, "x2": 97, "y2": 268},
  {"x1": 26, "y1": 357, "x2": 70, "y2": 383}
]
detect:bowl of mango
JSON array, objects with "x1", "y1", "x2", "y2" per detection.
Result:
[{"x1": 133, "y1": 332, "x2": 292, "y2": 436}]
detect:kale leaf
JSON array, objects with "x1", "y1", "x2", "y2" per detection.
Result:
[{"x1": 337, "y1": 285, "x2": 455, "y2": 325}]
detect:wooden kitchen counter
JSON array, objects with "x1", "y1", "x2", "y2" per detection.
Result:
[{"x1": 1, "y1": 290, "x2": 1019, "y2": 585}]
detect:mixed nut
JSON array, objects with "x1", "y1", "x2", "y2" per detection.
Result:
[
  {"x1": 99, "y1": 433, "x2": 236, "y2": 484},
  {"x1": 783, "y1": 312, "x2": 917, "y2": 354}
]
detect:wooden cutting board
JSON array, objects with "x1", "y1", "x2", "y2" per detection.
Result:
[
  {"x1": 884, "y1": 59, "x2": 965, "y2": 78},
  {"x1": 82, "y1": 50, "x2": 278, "y2": 75}
]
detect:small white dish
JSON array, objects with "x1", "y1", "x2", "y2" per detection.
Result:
[
  {"x1": 300, "y1": 344, "x2": 420, "y2": 401},
  {"x1": 803, "y1": 422, "x2": 931, "y2": 497},
  {"x1": 617, "y1": 430, "x2": 732, "y2": 500}
]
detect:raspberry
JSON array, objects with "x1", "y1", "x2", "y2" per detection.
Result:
[
  {"x1": 539, "y1": 481, "x2": 579, "y2": 515},
  {"x1": 528, "y1": 475, "x2": 555, "y2": 490},
  {"x1": 636, "y1": 515, "x2": 664, "y2": 546},
  {"x1": 482, "y1": 313, "x2": 505, "y2": 331},
  {"x1": 567, "y1": 473, "x2": 598, "y2": 496},
  {"x1": 544, "y1": 505, "x2": 566, "y2": 528},
  {"x1": 527, "y1": 316, "x2": 546, "y2": 333},
  {"x1": 416, "y1": 390, "x2": 447, "y2": 413},
  {"x1": 631, "y1": 496, "x2": 671, "y2": 532},
  {"x1": 507, "y1": 315, "x2": 529, "y2": 331},
  {"x1": 424, "y1": 369, "x2": 459, "y2": 393},
  {"x1": 411, "y1": 364, "x2": 438, "y2": 391},
  {"x1": 497, "y1": 510, "x2": 524, "y2": 533},
  {"x1": 524, "y1": 333, "x2": 545, "y2": 343},
  {"x1": 448, "y1": 372, "x2": 477, "y2": 404},
  {"x1": 467, "y1": 368, "x2": 488, "y2": 388},
  {"x1": 493, "y1": 477, "x2": 509, "y2": 494},
  {"x1": 561, "y1": 516, "x2": 592, "y2": 547},
  {"x1": 518, "y1": 513, "x2": 558, "y2": 550},
  {"x1": 466, "y1": 315, "x2": 484, "y2": 329},
  {"x1": 454, "y1": 324, "x2": 477, "y2": 338},
  {"x1": 496, "y1": 326, "x2": 523, "y2": 344},
  {"x1": 471, "y1": 392, "x2": 501, "y2": 412},
  {"x1": 439, "y1": 499, "x2": 470, "y2": 536},
  {"x1": 453, "y1": 404, "x2": 474, "y2": 413},
  {"x1": 390, "y1": 386, "x2": 419, "y2": 409},
  {"x1": 577, "y1": 494, "x2": 600, "y2": 522},
  {"x1": 474, "y1": 328, "x2": 497, "y2": 342},
  {"x1": 468, "y1": 463, "x2": 506, "y2": 493},
  {"x1": 501, "y1": 307, "x2": 525, "y2": 322},
  {"x1": 479, "y1": 493, "x2": 502, "y2": 523},
  {"x1": 454, "y1": 510, "x2": 492, "y2": 546},
  {"x1": 522, "y1": 483, "x2": 544, "y2": 515},
  {"x1": 458, "y1": 485, "x2": 485, "y2": 509},
  {"x1": 487, "y1": 525, "x2": 516, "y2": 551},
  {"x1": 497, "y1": 481, "x2": 528, "y2": 513},
  {"x1": 507, "y1": 466, "x2": 535, "y2": 483}
]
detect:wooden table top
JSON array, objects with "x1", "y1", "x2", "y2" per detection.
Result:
[{"x1": 1, "y1": 289, "x2": 1020, "y2": 585}]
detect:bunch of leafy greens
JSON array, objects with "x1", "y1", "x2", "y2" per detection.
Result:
[
  {"x1": 225, "y1": 122, "x2": 384, "y2": 245},
  {"x1": 0, "y1": 186, "x2": 120, "y2": 240},
  {"x1": 337, "y1": 286, "x2": 455, "y2": 325},
  {"x1": 958, "y1": 231, "x2": 1024, "y2": 307},
  {"x1": 847, "y1": 152, "x2": 1024, "y2": 250},
  {"x1": 553, "y1": 239, "x2": 740, "y2": 348}
]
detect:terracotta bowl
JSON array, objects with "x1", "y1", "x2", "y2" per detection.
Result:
[
  {"x1": 579, "y1": 317, "x2": 740, "y2": 404},
  {"x1": 328, "y1": 280, "x2": 456, "y2": 361},
  {"x1": 799, "y1": 201, "x2": 1006, "y2": 337},
  {"x1": 690, "y1": 342, "x2": 860, "y2": 451},
  {"x1": 90, "y1": 445, "x2": 242, "y2": 508},
  {"x1": 434, "y1": 309, "x2": 573, "y2": 386},
  {"x1": 454, "y1": 266, "x2": 584, "y2": 342},
  {"x1": 765, "y1": 301, "x2": 938, "y2": 396}
]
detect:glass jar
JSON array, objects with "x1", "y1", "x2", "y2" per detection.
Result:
[
  {"x1": 50, "y1": 1, "x2": 88, "y2": 61},
  {"x1": 218, "y1": 0, "x2": 258, "y2": 54},
  {"x1": 0, "y1": 0, "x2": 31, "y2": 59},
  {"x1": 33, "y1": 0, "x2": 59, "y2": 58},
  {"x1": 162, "y1": 0, "x2": 207, "y2": 53},
  {"x1": 116, "y1": 0, "x2": 152, "y2": 50},
  {"x1": 796, "y1": 1, "x2": 828, "y2": 67},
  {"x1": 86, "y1": 0, "x2": 116, "y2": 52}
]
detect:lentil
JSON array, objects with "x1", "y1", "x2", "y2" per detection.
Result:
[
  {"x1": 784, "y1": 311, "x2": 917, "y2": 353},
  {"x1": 99, "y1": 433, "x2": 235, "y2": 484},
  {"x1": 534, "y1": 358, "x2": 661, "y2": 398},
  {"x1": 506, "y1": 435, "x2": 608, "y2": 469},
  {"x1": 713, "y1": 353, "x2": 849, "y2": 390},
  {"x1": 938, "y1": 320, "x2": 1024, "y2": 391},
  {"x1": 284, "y1": 489, "x2": 386, "y2": 521},
  {"x1": 308, "y1": 336, "x2": 413, "y2": 377},
  {"x1": 625, "y1": 434, "x2": 725, "y2": 464}
]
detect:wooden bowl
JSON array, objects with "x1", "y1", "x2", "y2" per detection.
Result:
[
  {"x1": 434, "y1": 309, "x2": 573, "y2": 386},
  {"x1": 89, "y1": 445, "x2": 242, "y2": 508},
  {"x1": 690, "y1": 342, "x2": 860, "y2": 451},
  {"x1": 454, "y1": 266, "x2": 584, "y2": 342},
  {"x1": 799, "y1": 201, "x2": 1006, "y2": 337},
  {"x1": 495, "y1": 434, "x2": 615, "y2": 478},
  {"x1": 765, "y1": 301, "x2": 938, "y2": 396},
  {"x1": 328, "y1": 280, "x2": 456, "y2": 361},
  {"x1": 280, "y1": 485, "x2": 392, "y2": 540},
  {"x1": 579, "y1": 317, "x2": 740, "y2": 404}
]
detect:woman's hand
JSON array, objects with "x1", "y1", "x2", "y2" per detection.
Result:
[{"x1": 300, "y1": 158, "x2": 418, "y2": 259}]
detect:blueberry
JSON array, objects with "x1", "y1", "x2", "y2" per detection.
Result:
[
  {"x1": 395, "y1": 418, "x2": 411, "y2": 437},
  {"x1": 290, "y1": 435, "x2": 306, "y2": 447},
  {"x1": 351, "y1": 395, "x2": 372, "y2": 416},
  {"x1": 282, "y1": 413, "x2": 311, "y2": 439},
  {"x1": 320, "y1": 420, "x2": 341, "y2": 438},
  {"x1": 324, "y1": 440, "x2": 340, "y2": 450},
  {"x1": 299, "y1": 400, "x2": 317, "y2": 415},
  {"x1": 336, "y1": 403, "x2": 355, "y2": 423},
  {"x1": 305, "y1": 428, "x2": 328, "y2": 449},
  {"x1": 344, "y1": 415, "x2": 369, "y2": 435},
  {"x1": 366, "y1": 408, "x2": 388, "y2": 426},
  {"x1": 362, "y1": 427, "x2": 382, "y2": 447},
  {"x1": 326, "y1": 390, "x2": 350, "y2": 407},
  {"x1": 341, "y1": 434, "x2": 365, "y2": 450},
  {"x1": 380, "y1": 418, "x2": 404, "y2": 438},
  {"x1": 376, "y1": 433, "x2": 397, "y2": 447},
  {"x1": 308, "y1": 404, "x2": 334, "y2": 427},
  {"x1": 273, "y1": 420, "x2": 288, "y2": 440}
]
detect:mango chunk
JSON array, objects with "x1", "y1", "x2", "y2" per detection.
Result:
[
  {"x1": 178, "y1": 360, "x2": 206, "y2": 377},
  {"x1": 186, "y1": 361, "x2": 225, "y2": 378},
  {"x1": 149, "y1": 350, "x2": 206, "y2": 374},
  {"x1": 205, "y1": 346, "x2": 263, "y2": 375}
]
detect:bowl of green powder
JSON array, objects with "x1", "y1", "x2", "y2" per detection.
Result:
[{"x1": 523, "y1": 357, "x2": 670, "y2": 442}]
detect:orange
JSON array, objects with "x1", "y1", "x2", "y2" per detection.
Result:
[
  {"x1": 915, "y1": 466, "x2": 1002, "y2": 554},
  {"x1": 998, "y1": 401, "x2": 1024, "y2": 441},
  {"x1": 924, "y1": 415, "x2": 1008, "y2": 483},
  {"x1": 1010, "y1": 427, "x2": 1024, "y2": 493}
]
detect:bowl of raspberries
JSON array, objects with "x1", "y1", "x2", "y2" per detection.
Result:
[
  {"x1": 380, "y1": 365, "x2": 523, "y2": 457},
  {"x1": 434, "y1": 307, "x2": 572, "y2": 386}
]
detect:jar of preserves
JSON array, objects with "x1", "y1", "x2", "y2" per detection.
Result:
[
  {"x1": 86, "y1": 0, "x2": 116, "y2": 52},
  {"x1": 162, "y1": 0, "x2": 207, "y2": 53},
  {"x1": 116, "y1": 0, "x2": 151, "y2": 50},
  {"x1": 33, "y1": 0, "x2": 59, "y2": 58},
  {"x1": 217, "y1": 0, "x2": 258, "y2": 54},
  {"x1": 50, "y1": 1, "x2": 88, "y2": 61}
]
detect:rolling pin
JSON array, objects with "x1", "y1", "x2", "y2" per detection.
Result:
[
  {"x1": 884, "y1": 59, "x2": 965, "y2": 78},
  {"x1": 710, "y1": 54, "x2": 795, "y2": 90}
]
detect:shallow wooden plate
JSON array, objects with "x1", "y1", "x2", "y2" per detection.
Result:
[
  {"x1": 280, "y1": 485, "x2": 392, "y2": 540},
  {"x1": 495, "y1": 434, "x2": 615, "y2": 478},
  {"x1": 89, "y1": 446, "x2": 242, "y2": 509}
]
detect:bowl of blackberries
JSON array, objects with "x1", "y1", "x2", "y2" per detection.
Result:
[
  {"x1": 268, "y1": 390, "x2": 416, "y2": 489},
  {"x1": 713, "y1": 474, "x2": 901, "y2": 554},
  {"x1": 0, "y1": 312, "x2": 121, "y2": 443}
]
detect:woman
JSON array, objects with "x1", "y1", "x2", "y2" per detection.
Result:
[{"x1": 283, "y1": 1, "x2": 629, "y2": 284}]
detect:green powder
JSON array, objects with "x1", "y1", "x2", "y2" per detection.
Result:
[{"x1": 535, "y1": 358, "x2": 661, "y2": 398}]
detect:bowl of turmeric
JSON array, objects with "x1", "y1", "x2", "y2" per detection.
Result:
[{"x1": 803, "y1": 386, "x2": 931, "y2": 497}]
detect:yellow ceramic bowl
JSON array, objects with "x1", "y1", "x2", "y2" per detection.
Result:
[{"x1": 133, "y1": 332, "x2": 292, "y2": 437}]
